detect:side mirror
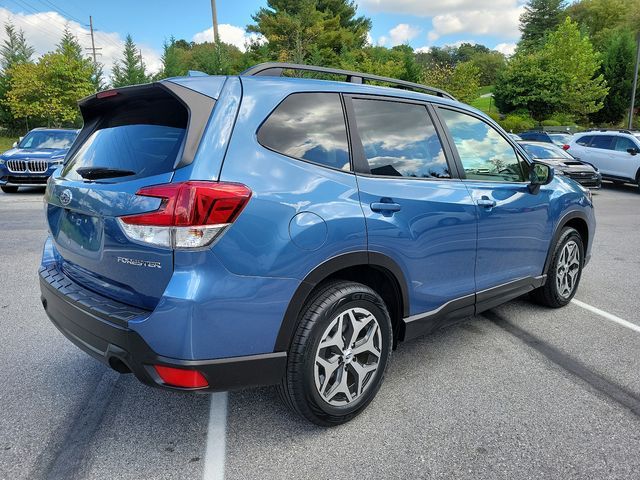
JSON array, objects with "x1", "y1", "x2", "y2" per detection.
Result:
[
  {"x1": 528, "y1": 162, "x2": 553, "y2": 194},
  {"x1": 12, "y1": 142, "x2": 17, "y2": 148},
  {"x1": 628, "y1": 148, "x2": 638, "y2": 156}
]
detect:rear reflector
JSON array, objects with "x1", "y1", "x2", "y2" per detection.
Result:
[
  {"x1": 118, "y1": 181, "x2": 251, "y2": 249},
  {"x1": 154, "y1": 365, "x2": 209, "y2": 388}
]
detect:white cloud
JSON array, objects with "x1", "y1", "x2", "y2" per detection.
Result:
[
  {"x1": 377, "y1": 35, "x2": 388, "y2": 46},
  {"x1": 427, "y1": 7, "x2": 524, "y2": 41},
  {"x1": 415, "y1": 46, "x2": 431, "y2": 53},
  {"x1": 192, "y1": 24, "x2": 264, "y2": 52},
  {"x1": 494, "y1": 42, "x2": 517, "y2": 56},
  {"x1": 388, "y1": 23, "x2": 420, "y2": 46},
  {"x1": 360, "y1": 0, "x2": 517, "y2": 16},
  {"x1": 0, "y1": 7, "x2": 161, "y2": 80}
]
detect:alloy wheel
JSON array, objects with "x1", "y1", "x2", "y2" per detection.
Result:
[{"x1": 555, "y1": 240, "x2": 581, "y2": 299}]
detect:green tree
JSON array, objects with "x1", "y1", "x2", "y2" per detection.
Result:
[
  {"x1": 0, "y1": 22, "x2": 35, "y2": 131},
  {"x1": 495, "y1": 18, "x2": 607, "y2": 120},
  {"x1": 590, "y1": 28, "x2": 636, "y2": 124},
  {"x1": 0, "y1": 22, "x2": 34, "y2": 73},
  {"x1": 566, "y1": 0, "x2": 636, "y2": 48},
  {"x1": 160, "y1": 37, "x2": 186, "y2": 78},
  {"x1": 247, "y1": 0, "x2": 370, "y2": 66},
  {"x1": 111, "y1": 34, "x2": 148, "y2": 87},
  {"x1": 422, "y1": 61, "x2": 481, "y2": 103},
  {"x1": 6, "y1": 51, "x2": 94, "y2": 127},
  {"x1": 470, "y1": 51, "x2": 507, "y2": 86},
  {"x1": 519, "y1": 0, "x2": 566, "y2": 51}
]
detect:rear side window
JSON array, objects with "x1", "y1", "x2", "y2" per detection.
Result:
[
  {"x1": 258, "y1": 93, "x2": 350, "y2": 171},
  {"x1": 351, "y1": 98, "x2": 450, "y2": 178},
  {"x1": 589, "y1": 135, "x2": 614, "y2": 150},
  {"x1": 575, "y1": 135, "x2": 593, "y2": 146},
  {"x1": 63, "y1": 89, "x2": 188, "y2": 182}
]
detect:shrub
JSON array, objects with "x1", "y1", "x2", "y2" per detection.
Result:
[{"x1": 499, "y1": 114, "x2": 536, "y2": 132}]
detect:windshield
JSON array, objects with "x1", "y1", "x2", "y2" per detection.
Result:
[
  {"x1": 521, "y1": 143, "x2": 574, "y2": 160},
  {"x1": 549, "y1": 134, "x2": 572, "y2": 144},
  {"x1": 18, "y1": 130, "x2": 77, "y2": 149}
]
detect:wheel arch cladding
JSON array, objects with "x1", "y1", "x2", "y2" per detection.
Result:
[
  {"x1": 273, "y1": 252, "x2": 409, "y2": 351},
  {"x1": 544, "y1": 211, "x2": 590, "y2": 275}
]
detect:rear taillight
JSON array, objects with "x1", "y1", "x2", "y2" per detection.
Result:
[
  {"x1": 118, "y1": 181, "x2": 251, "y2": 249},
  {"x1": 562, "y1": 144, "x2": 570, "y2": 150}
]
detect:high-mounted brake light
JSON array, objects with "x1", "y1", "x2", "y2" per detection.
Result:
[
  {"x1": 96, "y1": 89, "x2": 119, "y2": 99},
  {"x1": 117, "y1": 181, "x2": 251, "y2": 249}
]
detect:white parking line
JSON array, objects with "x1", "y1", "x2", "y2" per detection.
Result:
[
  {"x1": 203, "y1": 392, "x2": 228, "y2": 480},
  {"x1": 572, "y1": 299, "x2": 640, "y2": 334}
]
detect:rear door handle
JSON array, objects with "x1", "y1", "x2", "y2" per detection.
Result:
[
  {"x1": 477, "y1": 197, "x2": 496, "y2": 208},
  {"x1": 370, "y1": 202, "x2": 402, "y2": 213}
]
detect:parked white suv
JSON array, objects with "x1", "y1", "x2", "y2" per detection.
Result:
[{"x1": 567, "y1": 130, "x2": 640, "y2": 188}]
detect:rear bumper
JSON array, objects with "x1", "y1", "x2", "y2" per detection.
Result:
[{"x1": 39, "y1": 264, "x2": 286, "y2": 392}]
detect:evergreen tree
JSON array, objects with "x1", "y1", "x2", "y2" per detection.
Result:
[
  {"x1": 160, "y1": 37, "x2": 185, "y2": 78},
  {"x1": 590, "y1": 29, "x2": 636, "y2": 124},
  {"x1": 56, "y1": 27, "x2": 84, "y2": 60},
  {"x1": 519, "y1": 0, "x2": 566, "y2": 51},
  {"x1": 111, "y1": 34, "x2": 148, "y2": 87},
  {"x1": 0, "y1": 22, "x2": 34, "y2": 73}
]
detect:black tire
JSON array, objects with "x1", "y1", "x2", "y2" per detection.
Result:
[
  {"x1": 1, "y1": 186, "x2": 18, "y2": 193},
  {"x1": 278, "y1": 280, "x2": 393, "y2": 426},
  {"x1": 531, "y1": 227, "x2": 584, "y2": 308}
]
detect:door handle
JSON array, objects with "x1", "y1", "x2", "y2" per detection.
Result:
[
  {"x1": 370, "y1": 202, "x2": 402, "y2": 213},
  {"x1": 477, "y1": 197, "x2": 496, "y2": 208}
]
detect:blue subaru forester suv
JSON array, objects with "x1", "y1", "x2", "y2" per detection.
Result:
[{"x1": 39, "y1": 63, "x2": 595, "y2": 425}]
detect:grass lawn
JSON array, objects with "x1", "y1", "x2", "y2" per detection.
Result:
[
  {"x1": 470, "y1": 85, "x2": 496, "y2": 114},
  {"x1": 0, "y1": 136, "x2": 17, "y2": 153}
]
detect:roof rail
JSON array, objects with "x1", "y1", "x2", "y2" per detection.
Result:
[
  {"x1": 583, "y1": 128, "x2": 638, "y2": 134},
  {"x1": 240, "y1": 62, "x2": 457, "y2": 101}
]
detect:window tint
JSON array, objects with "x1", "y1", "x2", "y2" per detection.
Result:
[
  {"x1": 439, "y1": 108, "x2": 526, "y2": 182},
  {"x1": 613, "y1": 137, "x2": 637, "y2": 152},
  {"x1": 63, "y1": 125, "x2": 186, "y2": 182},
  {"x1": 258, "y1": 93, "x2": 350, "y2": 170},
  {"x1": 589, "y1": 135, "x2": 614, "y2": 150},
  {"x1": 575, "y1": 135, "x2": 593, "y2": 146},
  {"x1": 351, "y1": 99, "x2": 450, "y2": 178}
]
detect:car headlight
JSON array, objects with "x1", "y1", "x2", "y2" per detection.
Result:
[
  {"x1": 50, "y1": 157, "x2": 65, "y2": 165},
  {"x1": 0, "y1": 158, "x2": 4, "y2": 165}
]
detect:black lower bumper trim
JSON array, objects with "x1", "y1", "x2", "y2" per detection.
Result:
[{"x1": 40, "y1": 271, "x2": 286, "y2": 392}]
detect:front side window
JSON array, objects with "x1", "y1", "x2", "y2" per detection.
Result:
[
  {"x1": 589, "y1": 135, "x2": 614, "y2": 150},
  {"x1": 258, "y1": 93, "x2": 350, "y2": 171},
  {"x1": 439, "y1": 108, "x2": 526, "y2": 182},
  {"x1": 575, "y1": 135, "x2": 593, "y2": 146},
  {"x1": 351, "y1": 98, "x2": 450, "y2": 178},
  {"x1": 613, "y1": 137, "x2": 637, "y2": 152}
]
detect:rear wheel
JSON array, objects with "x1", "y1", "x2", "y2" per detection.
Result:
[
  {"x1": 531, "y1": 227, "x2": 584, "y2": 308},
  {"x1": 1, "y1": 186, "x2": 18, "y2": 193},
  {"x1": 279, "y1": 281, "x2": 392, "y2": 426}
]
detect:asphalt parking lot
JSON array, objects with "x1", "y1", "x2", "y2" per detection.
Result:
[{"x1": 1, "y1": 184, "x2": 640, "y2": 480}]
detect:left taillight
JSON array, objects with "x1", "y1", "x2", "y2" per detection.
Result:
[{"x1": 117, "y1": 181, "x2": 251, "y2": 249}]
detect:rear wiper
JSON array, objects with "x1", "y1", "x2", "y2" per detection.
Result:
[{"x1": 76, "y1": 167, "x2": 136, "y2": 180}]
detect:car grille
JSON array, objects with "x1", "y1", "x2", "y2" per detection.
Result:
[
  {"x1": 4, "y1": 175, "x2": 49, "y2": 184},
  {"x1": 6, "y1": 159, "x2": 48, "y2": 173},
  {"x1": 567, "y1": 172, "x2": 600, "y2": 187}
]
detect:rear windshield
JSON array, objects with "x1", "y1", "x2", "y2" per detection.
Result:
[
  {"x1": 62, "y1": 125, "x2": 185, "y2": 182},
  {"x1": 63, "y1": 87, "x2": 188, "y2": 182}
]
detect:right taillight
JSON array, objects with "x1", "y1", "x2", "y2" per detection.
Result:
[
  {"x1": 562, "y1": 144, "x2": 570, "y2": 150},
  {"x1": 117, "y1": 181, "x2": 251, "y2": 249}
]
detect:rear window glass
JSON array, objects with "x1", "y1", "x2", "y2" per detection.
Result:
[
  {"x1": 63, "y1": 89, "x2": 189, "y2": 182},
  {"x1": 589, "y1": 135, "x2": 614, "y2": 150},
  {"x1": 62, "y1": 125, "x2": 185, "y2": 182},
  {"x1": 257, "y1": 93, "x2": 350, "y2": 171},
  {"x1": 575, "y1": 135, "x2": 593, "y2": 146}
]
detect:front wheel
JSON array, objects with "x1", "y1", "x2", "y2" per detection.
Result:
[
  {"x1": 279, "y1": 281, "x2": 392, "y2": 426},
  {"x1": 531, "y1": 227, "x2": 584, "y2": 308},
  {"x1": 1, "y1": 186, "x2": 18, "y2": 193}
]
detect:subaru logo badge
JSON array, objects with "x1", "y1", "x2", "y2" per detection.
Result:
[{"x1": 59, "y1": 189, "x2": 72, "y2": 206}]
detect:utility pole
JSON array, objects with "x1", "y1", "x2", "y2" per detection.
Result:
[
  {"x1": 86, "y1": 15, "x2": 102, "y2": 66},
  {"x1": 211, "y1": 0, "x2": 219, "y2": 42},
  {"x1": 138, "y1": 49, "x2": 143, "y2": 66},
  {"x1": 629, "y1": 32, "x2": 640, "y2": 130}
]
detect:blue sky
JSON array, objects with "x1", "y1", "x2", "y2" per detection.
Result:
[{"x1": 0, "y1": 0, "x2": 525, "y2": 75}]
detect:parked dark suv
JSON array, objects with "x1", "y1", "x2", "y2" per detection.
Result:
[{"x1": 39, "y1": 63, "x2": 595, "y2": 425}]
